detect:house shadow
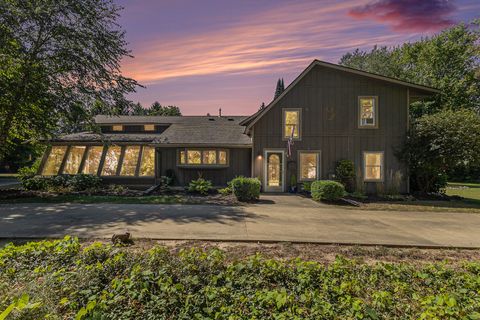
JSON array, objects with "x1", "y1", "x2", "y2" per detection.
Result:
[{"x1": 0, "y1": 203, "x2": 265, "y2": 239}]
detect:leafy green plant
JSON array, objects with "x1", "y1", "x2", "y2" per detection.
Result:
[
  {"x1": 230, "y1": 176, "x2": 261, "y2": 201},
  {"x1": 335, "y1": 159, "x2": 356, "y2": 192},
  {"x1": 302, "y1": 181, "x2": 312, "y2": 193},
  {"x1": 67, "y1": 174, "x2": 102, "y2": 191},
  {"x1": 1, "y1": 238, "x2": 480, "y2": 319},
  {"x1": 311, "y1": 180, "x2": 345, "y2": 201},
  {"x1": 188, "y1": 177, "x2": 212, "y2": 195}
]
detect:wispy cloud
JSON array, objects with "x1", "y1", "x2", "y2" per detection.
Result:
[
  {"x1": 349, "y1": 0, "x2": 456, "y2": 32},
  {"x1": 122, "y1": 0, "x2": 414, "y2": 84}
]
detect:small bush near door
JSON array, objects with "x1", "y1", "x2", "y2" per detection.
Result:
[
  {"x1": 335, "y1": 160, "x2": 355, "y2": 192},
  {"x1": 311, "y1": 180, "x2": 345, "y2": 201},
  {"x1": 231, "y1": 177, "x2": 261, "y2": 201}
]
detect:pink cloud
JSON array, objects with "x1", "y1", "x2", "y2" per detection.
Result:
[{"x1": 349, "y1": 0, "x2": 456, "y2": 32}]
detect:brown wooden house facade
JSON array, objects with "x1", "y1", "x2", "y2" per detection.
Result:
[{"x1": 40, "y1": 60, "x2": 438, "y2": 193}]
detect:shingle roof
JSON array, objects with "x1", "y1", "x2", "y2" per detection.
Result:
[{"x1": 53, "y1": 116, "x2": 252, "y2": 146}]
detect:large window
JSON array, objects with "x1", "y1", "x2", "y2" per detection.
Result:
[
  {"x1": 42, "y1": 146, "x2": 68, "y2": 175},
  {"x1": 359, "y1": 96, "x2": 378, "y2": 128},
  {"x1": 178, "y1": 149, "x2": 228, "y2": 166},
  {"x1": 120, "y1": 146, "x2": 141, "y2": 176},
  {"x1": 283, "y1": 109, "x2": 301, "y2": 139},
  {"x1": 299, "y1": 152, "x2": 319, "y2": 181},
  {"x1": 63, "y1": 146, "x2": 86, "y2": 174},
  {"x1": 364, "y1": 151, "x2": 384, "y2": 181},
  {"x1": 139, "y1": 146, "x2": 155, "y2": 176},
  {"x1": 101, "y1": 146, "x2": 122, "y2": 176},
  {"x1": 82, "y1": 146, "x2": 104, "y2": 175}
]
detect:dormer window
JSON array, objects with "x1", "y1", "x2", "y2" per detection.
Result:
[
  {"x1": 112, "y1": 125, "x2": 123, "y2": 131},
  {"x1": 144, "y1": 124, "x2": 155, "y2": 131},
  {"x1": 359, "y1": 96, "x2": 378, "y2": 128}
]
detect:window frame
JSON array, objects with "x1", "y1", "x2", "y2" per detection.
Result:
[
  {"x1": 297, "y1": 150, "x2": 321, "y2": 182},
  {"x1": 363, "y1": 151, "x2": 384, "y2": 182},
  {"x1": 112, "y1": 125, "x2": 123, "y2": 132},
  {"x1": 282, "y1": 108, "x2": 302, "y2": 141},
  {"x1": 358, "y1": 96, "x2": 378, "y2": 129},
  {"x1": 177, "y1": 148, "x2": 229, "y2": 167}
]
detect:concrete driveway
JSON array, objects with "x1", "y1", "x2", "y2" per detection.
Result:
[{"x1": 1, "y1": 194, "x2": 480, "y2": 247}]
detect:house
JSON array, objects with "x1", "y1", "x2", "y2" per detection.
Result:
[{"x1": 38, "y1": 60, "x2": 439, "y2": 193}]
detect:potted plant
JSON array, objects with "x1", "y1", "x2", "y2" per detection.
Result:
[{"x1": 289, "y1": 174, "x2": 297, "y2": 193}]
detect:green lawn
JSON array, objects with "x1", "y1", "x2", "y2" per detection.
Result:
[
  {"x1": 446, "y1": 181, "x2": 480, "y2": 203},
  {"x1": 0, "y1": 194, "x2": 184, "y2": 204}
]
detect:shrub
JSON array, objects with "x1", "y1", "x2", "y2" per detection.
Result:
[
  {"x1": 301, "y1": 181, "x2": 312, "y2": 193},
  {"x1": 311, "y1": 180, "x2": 345, "y2": 201},
  {"x1": 67, "y1": 174, "x2": 102, "y2": 191},
  {"x1": 230, "y1": 176, "x2": 261, "y2": 201},
  {"x1": 218, "y1": 187, "x2": 232, "y2": 196},
  {"x1": 188, "y1": 177, "x2": 212, "y2": 195},
  {"x1": 21, "y1": 176, "x2": 49, "y2": 191},
  {"x1": 335, "y1": 160, "x2": 355, "y2": 192}
]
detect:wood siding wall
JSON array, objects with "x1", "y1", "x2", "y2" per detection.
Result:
[
  {"x1": 252, "y1": 65, "x2": 409, "y2": 193},
  {"x1": 157, "y1": 147, "x2": 251, "y2": 186}
]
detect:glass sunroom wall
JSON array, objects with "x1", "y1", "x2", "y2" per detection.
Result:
[
  {"x1": 120, "y1": 146, "x2": 141, "y2": 176},
  {"x1": 63, "y1": 146, "x2": 86, "y2": 174},
  {"x1": 101, "y1": 146, "x2": 122, "y2": 176},
  {"x1": 139, "y1": 146, "x2": 155, "y2": 176},
  {"x1": 82, "y1": 146, "x2": 104, "y2": 175},
  {"x1": 42, "y1": 146, "x2": 68, "y2": 175}
]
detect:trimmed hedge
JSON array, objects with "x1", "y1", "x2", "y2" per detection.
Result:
[
  {"x1": 311, "y1": 180, "x2": 345, "y2": 201},
  {"x1": 230, "y1": 176, "x2": 261, "y2": 201}
]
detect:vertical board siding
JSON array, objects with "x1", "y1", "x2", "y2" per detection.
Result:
[{"x1": 252, "y1": 65, "x2": 409, "y2": 193}]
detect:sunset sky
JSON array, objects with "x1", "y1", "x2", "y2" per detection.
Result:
[{"x1": 117, "y1": 0, "x2": 479, "y2": 115}]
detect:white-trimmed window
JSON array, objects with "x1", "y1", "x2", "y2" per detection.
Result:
[
  {"x1": 359, "y1": 96, "x2": 378, "y2": 128},
  {"x1": 283, "y1": 108, "x2": 301, "y2": 139},
  {"x1": 363, "y1": 151, "x2": 384, "y2": 181},
  {"x1": 298, "y1": 151, "x2": 319, "y2": 181},
  {"x1": 178, "y1": 149, "x2": 229, "y2": 166}
]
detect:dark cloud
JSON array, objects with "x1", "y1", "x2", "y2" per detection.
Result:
[{"x1": 349, "y1": 0, "x2": 456, "y2": 32}]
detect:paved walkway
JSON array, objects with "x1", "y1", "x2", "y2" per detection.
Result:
[{"x1": 1, "y1": 195, "x2": 480, "y2": 247}]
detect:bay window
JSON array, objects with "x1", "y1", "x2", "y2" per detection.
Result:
[{"x1": 178, "y1": 149, "x2": 229, "y2": 166}]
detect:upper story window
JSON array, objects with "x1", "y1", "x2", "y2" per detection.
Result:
[
  {"x1": 144, "y1": 124, "x2": 155, "y2": 131},
  {"x1": 283, "y1": 108, "x2": 301, "y2": 140},
  {"x1": 178, "y1": 148, "x2": 228, "y2": 166},
  {"x1": 363, "y1": 151, "x2": 384, "y2": 182},
  {"x1": 112, "y1": 125, "x2": 123, "y2": 131},
  {"x1": 358, "y1": 96, "x2": 378, "y2": 128}
]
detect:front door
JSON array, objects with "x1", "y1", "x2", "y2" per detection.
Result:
[{"x1": 264, "y1": 150, "x2": 285, "y2": 192}]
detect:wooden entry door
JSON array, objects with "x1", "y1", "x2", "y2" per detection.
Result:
[{"x1": 264, "y1": 150, "x2": 285, "y2": 192}]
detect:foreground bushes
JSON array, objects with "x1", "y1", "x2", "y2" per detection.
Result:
[
  {"x1": 311, "y1": 180, "x2": 345, "y2": 201},
  {"x1": 0, "y1": 237, "x2": 480, "y2": 320},
  {"x1": 1, "y1": 237, "x2": 480, "y2": 319},
  {"x1": 231, "y1": 176, "x2": 261, "y2": 201},
  {"x1": 19, "y1": 174, "x2": 102, "y2": 192}
]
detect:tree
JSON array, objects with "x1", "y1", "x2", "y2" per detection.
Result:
[
  {"x1": 340, "y1": 20, "x2": 480, "y2": 115},
  {"x1": 0, "y1": 0, "x2": 138, "y2": 159},
  {"x1": 274, "y1": 78, "x2": 285, "y2": 99},
  {"x1": 148, "y1": 102, "x2": 181, "y2": 116},
  {"x1": 399, "y1": 109, "x2": 480, "y2": 193},
  {"x1": 259, "y1": 102, "x2": 266, "y2": 111}
]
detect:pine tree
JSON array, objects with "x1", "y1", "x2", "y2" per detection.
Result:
[
  {"x1": 274, "y1": 78, "x2": 285, "y2": 99},
  {"x1": 259, "y1": 102, "x2": 266, "y2": 111}
]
